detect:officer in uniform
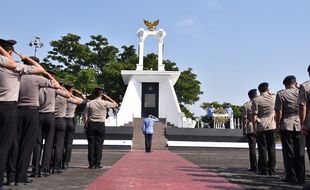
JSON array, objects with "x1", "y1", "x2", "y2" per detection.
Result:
[
  {"x1": 31, "y1": 71, "x2": 69, "y2": 177},
  {"x1": 252, "y1": 82, "x2": 276, "y2": 175},
  {"x1": 0, "y1": 39, "x2": 46, "y2": 189},
  {"x1": 83, "y1": 87, "x2": 118, "y2": 169},
  {"x1": 242, "y1": 89, "x2": 258, "y2": 172},
  {"x1": 10, "y1": 57, "x2": 60, "y2": 185},
  {"x1": 298, "y1": 65, "x2": 310, "y2": 166},
  {"x1": 62, "y1": 82, "x2": 85, "y2": 169},
  {"x1": 275, "y1": 75, "x2": 305, "y2": 183}
]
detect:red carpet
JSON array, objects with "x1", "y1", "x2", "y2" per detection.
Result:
[{"x1": 86, "y1": 150, "x2": 243, "y2": 190}]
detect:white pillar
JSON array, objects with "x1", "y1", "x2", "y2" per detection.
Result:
[
  {"x1": 136, "y1": 28, "x2": 145, "y2": 71},
  {"x1": 155, "y1": 29, "x2": 166, "y2": 71}
]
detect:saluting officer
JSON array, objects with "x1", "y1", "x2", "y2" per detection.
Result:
[
  {"x1": 0, "y1": 39, "x2": 45, "y2": 190},
  {"x1": 31, "y1": 71, "x2": 70, "y2": 177},
  {"x1": 298, "y1": 65, "x2": 310, "y2": 165},
  {"x1": 242, "y1": 89, "x2": 258, "y2": 172},
  {"x1": 11, "y1": 57, "x2": 60, "y2": 185},
  {"x1": 62, "y1": 82, "x2": 85, "y2": 169},
  {"x1": 275, "y1": 75, "x2": 305, "y2": 184},
  {"x1": 252, "y1": 82, "x2": 276, "y2": 175},
  {"x1": 83, "y1": 87, "x2": 118, "y2": 169}
]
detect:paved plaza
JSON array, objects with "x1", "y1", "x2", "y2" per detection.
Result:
[{"x1": 4, "y1": 148, "x2": 310, "y2": 190}]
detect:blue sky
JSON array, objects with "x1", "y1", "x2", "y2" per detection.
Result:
[{"x1": 1, "y1": 0, "x2": 310, "y2": 115}]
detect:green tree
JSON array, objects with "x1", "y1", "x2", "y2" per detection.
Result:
[{"x1": 44, "y1": 33, "x2": 203, "y2": 116}]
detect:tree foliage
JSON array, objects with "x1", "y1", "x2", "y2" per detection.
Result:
[{"x1": 43, "y1": 33, "x2": 203, "y2": 116}]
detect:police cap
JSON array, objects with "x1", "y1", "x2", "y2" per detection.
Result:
[
  {"x1": 283, "y1": 75, "x2": 296, "y2": 85},
  {"x1": 0, "y1": 39, "x2": 17, "y2": 51},
  {"x1": 22, "y1": 56, "x2": 40, "y2": 65},
  {"x1": 248, "y1": 89, "x2": 257, "y2": 98},
  {"x1": 65, "y1": 81, "x2": 74, "y2": 88},
  {"x1": 258, "y1": 82, "x2": 269, "y2": 91}
]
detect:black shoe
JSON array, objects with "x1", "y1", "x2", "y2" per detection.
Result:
[
  {"x1": 15, "y1": 178, "x2": 33, "y2": 186},
  {"x1": 282, "y1": 178, "x2": 297, "y2": 183},
  {"x1": 258, "y1": 171, "x2": 268, "y2": 175},
  {"x1": 5, "y1": 181, "x2": 15, "y2": 186},
  {"x1": 268, "y1": 169, "x2": 275, "y2": 176},
  {"x1": 54, "y1": 169, "x2": 63, "y2": 174},
  {"x1": 88, "y1": 165, "x2": 95, "y2": 169},
  {"x1": 95, "y1": 165, "x2": 103, "y2": 169},
  {"x1": 41, "y1": 169, "x2": 50, "y2": 177}
]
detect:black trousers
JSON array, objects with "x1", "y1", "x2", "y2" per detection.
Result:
[
  {"x1": 256, "y1": 130, "x2": 276, "y2": 174},
  {"x1": 0, "y1": 103, "x2": 17, "y2": 187},
  {"x1": 306, "y1": 133, "x2": 310, "y2": 163},
  {"x1": 145, "y1": 134, "x2": 153, "y2": 152},
  {"x1": 52, "y1": 117, "x2": 66, "y2": 170},
  {"x1": 14, "y1": 107, "x2": 39, "y2": 182},
  {"x1": 86, "y1": 122, "x2": 105, "y2": 166},
  {"x1": 63, "y1": 118, "x2": 75, "y2": 165},
  {"x1": 32, "y1": 112, "x2": 55, "y2": 174},
  {"x1": 280, "y1": 130, "x2": 305, "y2": 181},
  {"x1": 247, "y1": 134, "x2": 258, "y2": 171}
]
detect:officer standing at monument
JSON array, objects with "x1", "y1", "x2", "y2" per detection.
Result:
[
  {"x1": 252, "y1": 82, "x2": 276, "y2": 175},
  {"x1": 275, "y1": 75, "x2": 305, "y2": 184},
  {"x1": 31, "y1": 71, "x2": 70, "y2": 177},
  {"x1": 142, "y1": 113, "x2": 159, "y2": 153},
  {"x1": 83, "y1": 87, "x2": 118, "y2": 169},
  {"x1": 242, "y1": 89, "x2": 258, "y2": 172},
  {"x1": 12, "y1": 56, "x2": 60, "y2": 185},
  {"x1": 0, "y1": 39, "x2": 47, "y2": 190},
  {"x1": 62, "y1": 82, "x2": 85, "y2": 169}
]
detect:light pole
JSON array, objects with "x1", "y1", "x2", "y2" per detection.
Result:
[{"x1": 28, "y1": 37, "x2": 44, "y2": 57}]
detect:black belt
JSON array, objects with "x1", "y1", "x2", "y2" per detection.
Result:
[
  {"x1": 0, "y1": 101, "x2": 17, "y2": 105},
  {"x1": 18, "y1": 106, "x2": 38, "y2": 110}
]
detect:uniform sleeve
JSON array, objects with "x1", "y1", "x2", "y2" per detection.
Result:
[
  {"x1": 15, "y1": 63, "x2": 36, "y2": 74},
  {"x1": 83, "y1": 102, "x2": 89, "y2": 118},
  {"x1": 0, "y1": 55, "x2": 8, "y2": 67},
  {"x1": 241, "y1": 105, "x2": 247, "y2": 119},
  {"x1": 102, "y1": 101, "x2": 115, "y2": 109},
  {"x1": 37, "y1": 76, "x2": 54, "y2": 88},
  {"x1": 298, "y1": 84, "x2": 307, "y2": 106},
  {"x1": 251, "y1": 99, "x2": 258, "y2": 115},
  {"x1": 274, "y1": 93, "x2": 282, "y2": 111},
  {"x1": 56, "y1": 89, "x2": 68, "y2": 97}
]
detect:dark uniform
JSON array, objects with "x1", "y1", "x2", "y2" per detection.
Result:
[
  {"x1": 275, "y1": 76, "x2": 305, "y2": 183},
  {"x1": 10, "y1": 72, "x2": 55, "y2": 184},
  {"x1": 31, "y1": 87, "x2": 67, "y2": 177},
  {"x1": 83, "y1": 93, "x2": 116, "y2": 168},
  {"x1": 242, "y1": 99, "x2": 258, "y2": 172},
  {"x1": 0, "y1": 44, "x2": 36, "y2": 188},
  {"x1": 252, "y1": 82, "x2": 276, "y2": 175}
]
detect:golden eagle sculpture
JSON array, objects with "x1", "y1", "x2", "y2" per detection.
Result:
[{"x1": 143, "y1": 19, "x2": 159, "y2": 31}]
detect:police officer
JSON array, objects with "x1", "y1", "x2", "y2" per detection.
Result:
[
  {"x1": 31, "y1": 71, "x2": 70, "y2": 177},
  {"x1": 51, "y1": 81, "x2": 78, "y2": 173},
  {"x1": 275, "y1": 75, "x2": 305, "y2": 183},
  {"x1": 298, "y1": 65, "x2": 310, "y2": 166},
  {"x1": 252, "y1": 82, "x2": 276, "y2": 175},
  {"x1": 0, "y1": 39, "x2": 46, "y2": 190},
  {"x1": 83, "y1": 87, "x2": 118, "y2": 169},
  {"x1": 62, "y1": 82, "x2": 85, "y2": 169},
  {"x1": 10, "y1": 57, "x2": 60, "y2": 185},
  {"x1": 242, "y1": 89, "x2": 258, "y2": 172}
]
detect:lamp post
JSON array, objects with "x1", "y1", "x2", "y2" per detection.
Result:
[{"x1": 28, "y1": 37, "x2": 44, "y2": 57}]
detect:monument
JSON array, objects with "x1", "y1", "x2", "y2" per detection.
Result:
[{"x1": 105, "y1": 20, "x2": 196, "y2": 128}]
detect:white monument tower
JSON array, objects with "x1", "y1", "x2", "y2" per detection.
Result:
[{"x1": 105, "y1": 20, "x2": 196, "y2": 128}]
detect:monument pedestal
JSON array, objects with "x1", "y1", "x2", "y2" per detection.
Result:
[{"x1": 115, "y1": 70, "x2": 182, "y2": 127}]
